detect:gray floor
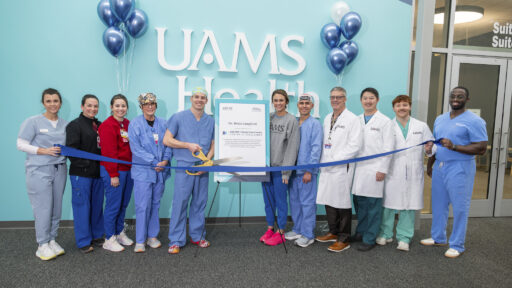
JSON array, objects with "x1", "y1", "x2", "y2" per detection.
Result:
[{"x1": 1, "y1": 218, "x2": 511, "y2": 288}]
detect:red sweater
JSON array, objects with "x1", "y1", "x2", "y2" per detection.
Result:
[{"x1": 99, "y1": 116, "x2": 132, "y2": 177}]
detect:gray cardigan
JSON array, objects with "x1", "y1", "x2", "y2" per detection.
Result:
[{"x1": 269, "y1": 112, "x2": 300, "y2": 180}]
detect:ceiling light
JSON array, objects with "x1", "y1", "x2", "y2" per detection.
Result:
[{"x1": 434, "y1": 5, "x2": 484, "y2": 25}]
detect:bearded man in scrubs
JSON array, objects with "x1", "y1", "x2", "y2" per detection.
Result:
[
  {"x1": 421, "y1": 86, "x2": 487, "y2": 258},
  {"x1": 163, "y1": 87, "x2": 214, "y2": 254},
  {"x1": 284, "y1": 93, "x2": 323, "y2": 248}
]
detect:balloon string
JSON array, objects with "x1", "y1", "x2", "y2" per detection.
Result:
[
  {"x1": 116, "y1": 57, "x2": 121, "y2": 93},
  {"x1": 127, "y1": 39, "x2": 135, "y2": 91},
  {"x1": 123, "y1": 28, "x2": 127, "y2": 94}
]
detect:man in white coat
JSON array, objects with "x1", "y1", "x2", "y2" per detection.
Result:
[
  {"x1": 351, "y1": 87, "x2": 395, "y2": 252},
  {"x1": 376, "y1": 95, "x2": 433, "y2": 252},
  {"x1": 316, "y1": 87, "x2": 363, "y2": 252}
]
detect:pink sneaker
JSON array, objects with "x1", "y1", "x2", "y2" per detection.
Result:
[
  {"x1": 259, "y1": 229, "x2": 274, "y2": 243},
  {"x1": 265, "y1": 232, "x2": 285, "y2": 246}
]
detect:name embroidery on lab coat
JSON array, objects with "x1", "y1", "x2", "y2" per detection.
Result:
[{"x1": 370, "y1": 127, "x2": 380, "y2": 132}]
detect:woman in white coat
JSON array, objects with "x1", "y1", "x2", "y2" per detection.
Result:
[
  {"x1": 376, "y1": 95, "x2": 433, "y2": 251},
  {"x1": 316, "y1": 87, "x2": 363, "y2": 252},
  {"x1": 351, "y1": 87, "x2": 395, "y2": 251}
]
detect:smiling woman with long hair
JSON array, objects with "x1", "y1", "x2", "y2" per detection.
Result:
[
  {"x1": 65, "y1": 94, "x2": 104, "y2": 253},
  {"x1": 17, "y1": 88, "x2": 68, "y2": 261},
  {"x1": 260, "y1": 89, "x2": 300, "y2": 246},
  {"x1": 98, "y1": 94, "x2": 134, "y2": 252}
]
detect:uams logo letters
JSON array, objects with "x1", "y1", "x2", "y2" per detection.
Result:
[{"x1": 156, "y1": 28, "x2": 319, "y2": 117}]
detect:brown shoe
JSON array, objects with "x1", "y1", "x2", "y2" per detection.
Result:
[
  {"x1": 328, "y1": 241, "x2": 350, "y2": 253},
  {"x1": 315, "y1": 233, "x2": 338, "y2": 243}
]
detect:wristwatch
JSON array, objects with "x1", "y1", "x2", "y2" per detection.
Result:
[{"x1": 452, "y1": 145, "x2": 457, "y2": 151}]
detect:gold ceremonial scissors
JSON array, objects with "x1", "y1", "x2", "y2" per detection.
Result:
[{"x1": 186, "y1": 150, "x2": 243, "y2": 176}]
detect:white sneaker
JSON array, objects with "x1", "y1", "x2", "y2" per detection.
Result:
[
  {"x1": 376, "y1": 237, "x2": 393, "y2": 246},
  {"x1": 397, "y1": 241, "x2": 410, "y2": 252},
  {"x1": 284, "y1": 231, "x2": 302, "y2": 241},
  {"x1": 36, "y1": 243, "x2": 57, "y2": 261},
  {"x1": 420, "y1": 238, "x2": 447, "y2": 246},
  {"x1": 444, "y1": 248, "x2": 461, "y2": 258},
  {"x1": 117, "y1": 231, "x2": 134, "y2": 246},
  {"x1": 295, "y1": 236, "x2": 314, "y2": 248},
  {"x1": 48, "y1": 240, "x2": 65, "y2": 256},
  {"x1": 147, "y1": 237, "x2": 162, "y2": 249},
  {"x1": 103, "y1": 236, "x2": 125, "y2": 252},
  {"x1": 134, "y1": 243, "x2": 145, "y2": 253}
]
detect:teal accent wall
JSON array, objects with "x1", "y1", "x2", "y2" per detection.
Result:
[{"x1": 0, "y1": 0, "x2": 412, "y2": 221}]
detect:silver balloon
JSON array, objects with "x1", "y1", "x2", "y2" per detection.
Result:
[{"x1": 330, "y1": 1, "x2": 351, "y2": 27}]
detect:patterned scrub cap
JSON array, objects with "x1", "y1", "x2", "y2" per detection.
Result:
[
  {"x1": 299, "y1": 93, "x2": 314, "y2": 104},
  {"x1": 138, "y1": 92, "x2": 157, "y2": 105},
  {"x1": 192, "y1": 87, "x2": 208, "y2": 97}
]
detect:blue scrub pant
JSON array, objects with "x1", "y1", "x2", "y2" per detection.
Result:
[
  {"x1": 70, "y1": 176, "x2": 104, "y2": 248},
  {"x1": 289, "y1": 173, "x2": 317, "y2": 239},
  {"x1": 354, "y1": 195, "x2": 383, "y2": 245},
  {"x1": 261, "y1": 171, "x2": 289, "y2": 230},
  {"x1": 134, "y1": 180, "x2": 165, "y2": 244},
  {"x1": 168, "y1": 163, "x2": 209, "y2": 247},
  {"x1": 101, "y1": 166, "x2": 134, "y2": 239},
  {"x1": 26, "y1": 163, "x2": 67, "y2": 245},
  {"x1": 431, "y1": 160, "x2": 475, "y2": 252}
]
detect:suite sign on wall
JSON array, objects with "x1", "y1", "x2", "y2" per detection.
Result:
[
  {"x1": 155, "y1": 28, "x2": 321, "y2": 117},
  {"x1": 492, "y1": 22, "x2": 512, "y2": 48}
]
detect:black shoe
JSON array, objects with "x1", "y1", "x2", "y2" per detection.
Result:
[
  {"x1": 357, "y1": 242, "x2": 375, "y2": 252},
  {"x1": 349, "y1": 233, "x2": 363, "y2": 243},
  {"x1": 91, "y1": 238, "x2": 105, "y2": 247},
  {"x1": 79, "y1": 245, "x2": 94, "y2": 254}
]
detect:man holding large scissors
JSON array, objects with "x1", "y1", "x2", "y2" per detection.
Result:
[{"x1": 163, "y1": 87, "x2": 214, "y2": 254}]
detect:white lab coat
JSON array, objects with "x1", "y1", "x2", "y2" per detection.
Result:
[
  {"x1": 352, "y1": 111, "x2": 395, "y2": 198},
  {"x1": 317, "y1": 109, "x2": 363, "y2": 209},
  {"x1": 383, "y1": 117, "x2": 434, "y2": 210}
]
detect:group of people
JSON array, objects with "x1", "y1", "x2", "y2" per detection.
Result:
[
  {"x1": 16, "y1": 85, "x2": 486, "y2": 261},
  {"x1": 260, "y1": 86, "x2": 486, "y2": 260}
]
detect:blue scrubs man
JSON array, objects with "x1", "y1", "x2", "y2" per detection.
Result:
[
  {"x1": 285, "y1": 94, "x2": 323, "y2": 247},
  {"x1": 129, "y1": 93, "x2": 172, "y2": 253},
  {"x1": 163, "y1": 87, "x2": 214, "y2": 254},
  {"x1": 422, "y1": 86, "x2": 487, "y2": 258}
]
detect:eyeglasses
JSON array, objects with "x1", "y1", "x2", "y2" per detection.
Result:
[
  {"x1": 143, "y1": 103, "x2": 156, "y2": 107},
  {"x1": 330, "y1": 96, "x2": 345, "y2": 100}
]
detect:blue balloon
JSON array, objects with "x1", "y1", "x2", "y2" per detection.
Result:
[
  {"x1": 126, "y1": 9, "x2": 148, "y2": 38},
  {"x1": 109, "y1": 0, "x2": 135, "y2": 22},
  {"x1": 97, "y1": 0, "x2": 119, "y2": 27},
  {"x1": 103, "y1": 26, "x2": 126, "y2": 57},
  {"x1": 339, "y1": 40, "x2": 358, "y2": 65},
  {"x1": 340, "y1": 12, "x2": 362, "y2": 40},
  {"x1": 326, "y1": 48, "x2": 347, "y2": 75},
  {"x1": 320, "y1": 23, "x2": 342, "y2": 49}
]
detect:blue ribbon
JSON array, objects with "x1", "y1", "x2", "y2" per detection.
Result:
[{"x1": 56, "y1": 139, "x2": 438, "y2": 173}]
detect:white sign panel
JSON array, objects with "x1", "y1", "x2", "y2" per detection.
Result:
[{"x1": 215, "y1": 100, "x2": 269, "y2": 182}]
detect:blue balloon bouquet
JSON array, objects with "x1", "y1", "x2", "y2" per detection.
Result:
[
  {"x1": 97, "y1": 0, "x2": 149, "y2": 93},
  {"x1": 321, "y1": 2, "x2": 362, "y2": 83}
]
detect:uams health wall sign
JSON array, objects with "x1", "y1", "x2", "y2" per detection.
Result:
[{"x1": 156, "y1": 28, "x2": 320, "y2": 117}]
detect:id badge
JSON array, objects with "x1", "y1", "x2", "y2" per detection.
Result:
[
  {"x1": 153, "y1": 133, "x2": 159, "y2": 144},
  {"x1": 324, "y1": 144, "x2": 332, "y2": 149},
  {"x1": 120, "y1": 129, "x2": 129, "y2": 142}
]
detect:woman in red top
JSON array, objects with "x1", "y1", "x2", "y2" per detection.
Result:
[{"x1": 99, "y1": 94, "x2": 134, "y2": 252}]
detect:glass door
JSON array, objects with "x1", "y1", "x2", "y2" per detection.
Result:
[
  {"x1": 494, "y1": 60, "x2": 512, "y2": 217},
  {"x1": 449, "y1": 56, "x2": 509, "y2": 217}
]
